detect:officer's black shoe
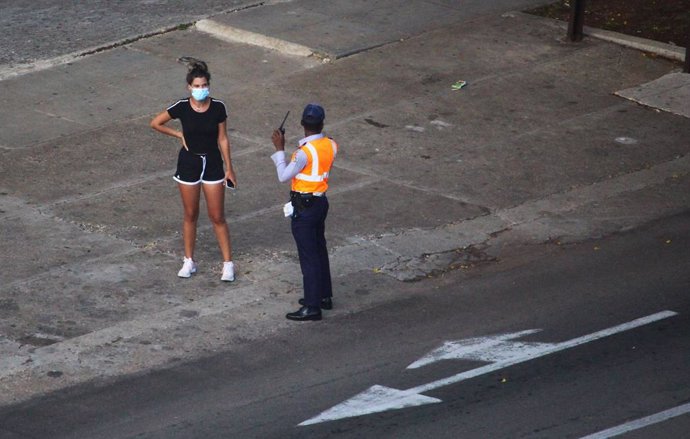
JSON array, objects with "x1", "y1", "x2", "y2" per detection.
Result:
[
  {"x1": 286, "y1": 306, "x2": 322, "y2": 321},
  {"x1": 298, "y1": 297, "x2": 333, "y2": 310}
]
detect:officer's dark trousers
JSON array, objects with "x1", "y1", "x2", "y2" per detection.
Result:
[{"x1": 291, "y1": 196, "x2": 333, "y2": 308}]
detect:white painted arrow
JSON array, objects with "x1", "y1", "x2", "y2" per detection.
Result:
[
  {"x1": 299, "y1": 310, "x2": 677, "y2": 426},
  {"x1": 406, "y1": 329, "x2": 546, "y2": 369}
]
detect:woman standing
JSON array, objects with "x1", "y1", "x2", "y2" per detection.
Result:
[{"x1": 150, "y1": 60, "x2": 236, "y2": 281}]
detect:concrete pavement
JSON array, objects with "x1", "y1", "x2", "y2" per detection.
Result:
[
  {"x1": 0, "y1": 0, "x2": 689, "y2": 406},
  {"x1": 0, "y1": 0, "x2": 265, "y2": 78}
]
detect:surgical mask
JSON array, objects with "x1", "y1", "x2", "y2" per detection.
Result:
[{"x1": 191, "y1": 87, "x2": 209, "y2": 101}]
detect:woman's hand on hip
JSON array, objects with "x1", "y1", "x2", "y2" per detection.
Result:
[{"x1": 179, "y1": 132, "x2": 189, "y2": 151}]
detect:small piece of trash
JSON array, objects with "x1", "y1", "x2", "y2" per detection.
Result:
[
  {"x1": 593, "y1": 246, "x2": 600, "y2": 251},
  {"x1": 451, "y1": 80, "x2": 467, "y2": 90},
  {"x1": 665, "y1": 239, "x2": 672, "y2": 244},
  {"x1": 430, "y1": 120, "x2": 452, "y2": 128},
  {"x1": 373, "y1": 267, "x2": 382, "y2": 273},
  {"x1": 614, "y1": 136, "x2": 638, "y2": 145}
]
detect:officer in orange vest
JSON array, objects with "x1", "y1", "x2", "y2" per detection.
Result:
[{"x1": 271, "y1": 104, "x2": 338, "y2": 321}]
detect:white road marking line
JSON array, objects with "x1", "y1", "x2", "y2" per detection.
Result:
[
  {"x1": 406, "y1": 329, "x2": 543, "y2": 369},
  {"x1": 412, "y1": 310, "x2": 677, "y2": 395},
  {"x1": 299, "y1": 310, "x2": 678, "y2": 426},
  {"x1": 578, "y1": 402, "x2": 690, "y2": 439}
]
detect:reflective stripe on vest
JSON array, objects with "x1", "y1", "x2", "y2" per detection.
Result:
[{"x1": 292, "y1": 137, "x2": 338, "y2": 193}]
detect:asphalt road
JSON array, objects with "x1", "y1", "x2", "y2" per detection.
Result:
[{"x1": 1, "y1": 212, "x2": 688, "y2": 439}]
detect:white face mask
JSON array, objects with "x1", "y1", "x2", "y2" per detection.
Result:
[{"x1": 191, "y1": 87, "x2": 209, "y2": 101}]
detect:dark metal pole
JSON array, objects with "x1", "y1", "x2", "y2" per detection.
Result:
[
  {"x1": 684, "y1": 43, "x2": 689, "y2": 73},
  {"x1": 567, "y1": 0, "x2": 587, "y2": 42}
]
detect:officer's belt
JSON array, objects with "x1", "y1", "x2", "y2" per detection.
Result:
[
  {"x1": 290, "y1": 190, "x2": 324, "y2": 197},
  {"x1": 290, "y1": 191, "x2": 324, "y2": 211}
]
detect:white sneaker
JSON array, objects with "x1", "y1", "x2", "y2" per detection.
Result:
[
  {"x1": 178, "y1": 257, "x2": 197, "y2": 278},
  {"x1": 221, "y1": 261, "x2": 235, "y2": 282}
]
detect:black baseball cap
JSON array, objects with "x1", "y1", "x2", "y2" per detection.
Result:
[{"x1": 301, "y1": 103, "x2": 325, "y2": 124}]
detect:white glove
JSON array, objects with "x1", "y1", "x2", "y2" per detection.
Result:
[{"x1": 283, "y1": 201, "x2": 294, "y2": 217}]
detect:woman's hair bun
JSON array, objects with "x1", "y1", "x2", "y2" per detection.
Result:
[
  {"x1": 182, "y1": 57, "x2": 211, "y2": 84},
  {"x1": 188, "y1": 60, "x2": 208, "y2": 73}
]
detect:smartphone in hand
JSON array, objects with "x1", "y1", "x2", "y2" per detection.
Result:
[{"x1": 226, "y1": 179, "x2": 235, "y2": 190}]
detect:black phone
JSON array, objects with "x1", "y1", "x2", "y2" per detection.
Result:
[{"x1": 226, "y1": 179, "x2": 235, "y2": 190}]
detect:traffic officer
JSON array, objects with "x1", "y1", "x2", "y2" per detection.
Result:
[{"x1": 271, "y1": 103, "x2": 338, "y2": 321}]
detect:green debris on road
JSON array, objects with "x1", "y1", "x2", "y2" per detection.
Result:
[{"x1": 451, "y1": 80, "x2": 467, "y2": 90}]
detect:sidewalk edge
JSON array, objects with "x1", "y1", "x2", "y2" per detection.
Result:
[
  {"x1": 195, "y1": 19, "x2": 316, "y2": 58},
  {"x1": 510, "y1": 11, "x2": 686, "y2": 63}
]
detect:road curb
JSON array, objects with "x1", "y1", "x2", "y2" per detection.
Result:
[
  {"x1": 508, "y1": 11, "x2": 686, "y2": 63},
  {"x1": 195, "y1": 19, "x2": 316, "y2": 58},
  {"x1": 583, "y1": 26, "x2": 685, "y2": 62}
]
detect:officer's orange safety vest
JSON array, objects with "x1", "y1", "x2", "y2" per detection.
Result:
[{"x1": 291, "y1": 136, "x2": 338, "y2": 194}]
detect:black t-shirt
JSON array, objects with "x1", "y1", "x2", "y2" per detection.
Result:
[{"x1": 167, "y1": 98, "x2": 227, "y2": 155}]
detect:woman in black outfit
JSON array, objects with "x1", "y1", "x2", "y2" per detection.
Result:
[{"x1": 150, "y1": 60, "x2": 236, "y2": 281}]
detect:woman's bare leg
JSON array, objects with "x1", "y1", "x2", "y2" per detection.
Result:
[
  {"x1": 203, "y1": 182, "x2": 232, "y2": 261},
  {"x1": 178, "y1": 183, "x2": 201, "y2": 259}
]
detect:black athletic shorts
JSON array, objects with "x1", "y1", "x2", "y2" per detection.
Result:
[{"x1": 173, "y1": 148, "x2": 225, "y2": 185}]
